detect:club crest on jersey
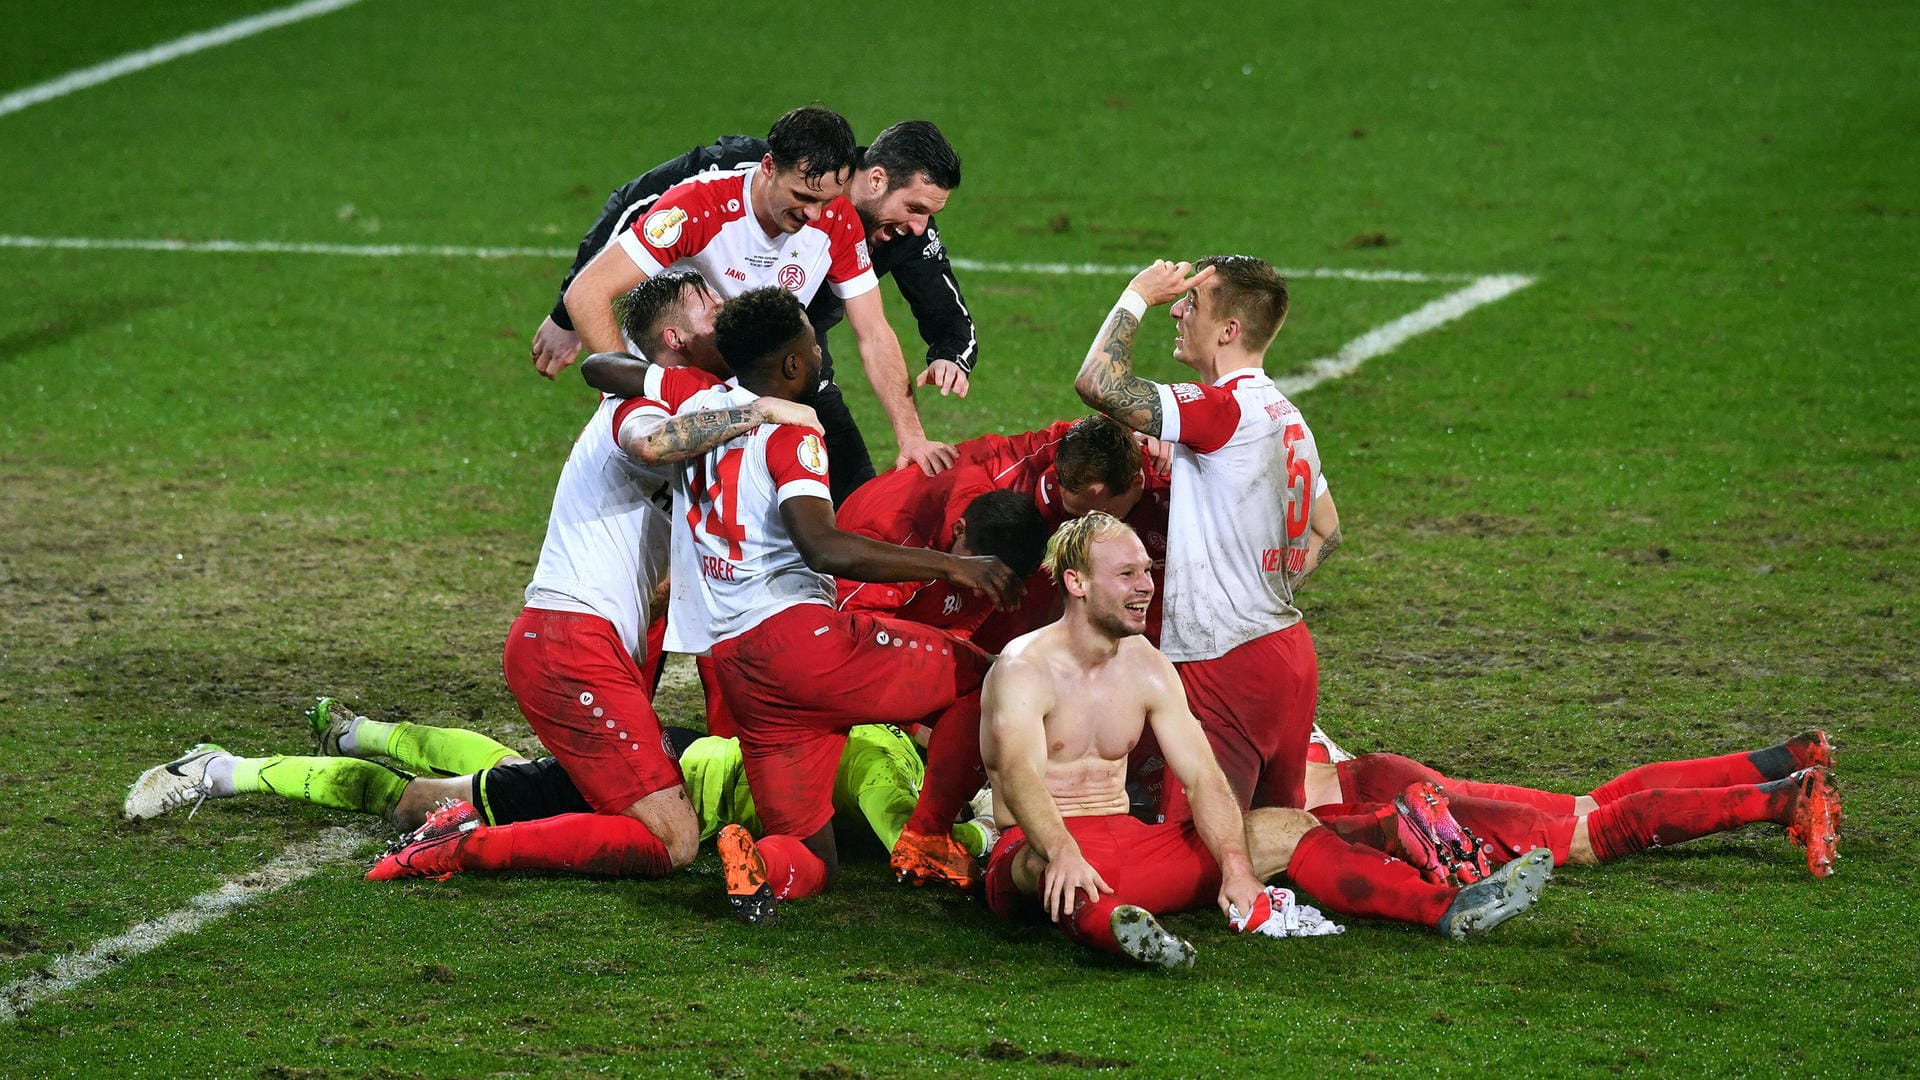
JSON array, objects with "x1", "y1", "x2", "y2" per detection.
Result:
[
  {"x1": 1172, "y1": 383, "x2": 1205, "y2": 404},
  {"x1": 643, "y1": 207, "x2": 687, "y2": 246},
  {"x1": 796, "y1": 433, "x2": 828, "y2": 476},
  {"x1": 778, "y1": 264, "x2": 808, "y2": 291},
  {"x1": 855, "y1": 240, "x2": 871, "y2": 270}
]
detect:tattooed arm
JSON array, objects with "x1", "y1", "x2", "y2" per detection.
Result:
[
  {"x1": 1073, "y1": 260, "x2": 1215, "y2": 437},
  {"x1": 1073, "y1": 305, "x2": 1165, "y2": 436},
  {"x1": 622, "y1": 399, "x2": 823, "y2": 466},
  {"x1": 1290, "y1": 487, "x2": 1342, "y2": 590}
]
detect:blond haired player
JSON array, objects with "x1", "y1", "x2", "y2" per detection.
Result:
[{"x1": 979, "y1": 514, "x2": 1553, "y2": 967}]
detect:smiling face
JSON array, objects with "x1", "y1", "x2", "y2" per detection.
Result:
[
  {"x1": 756, "y1": 154, "x2": 852, "y2": 235},
  {"x1": 1169, "y1": 277, "x2": 1229, "y2": 368},
  {"x1": 851, "y1": 169, "x2": 951, "y2": 244},
  {"x1": 1065, "y1": 529, "x2": 1155, "y2": 640}
]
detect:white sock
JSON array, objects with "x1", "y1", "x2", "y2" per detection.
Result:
[{"x1": 204, "y1": 754, "x2": 238, "y2": 798}]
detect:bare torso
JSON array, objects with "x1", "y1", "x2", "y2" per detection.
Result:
[{"x1": 994, "y1": 626, "x2": 1169, "y2": 827}]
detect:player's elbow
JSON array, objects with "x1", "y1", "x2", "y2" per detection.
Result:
[{"x1": 1072, "y1": 372, "x2": 1105, "y2": 410}]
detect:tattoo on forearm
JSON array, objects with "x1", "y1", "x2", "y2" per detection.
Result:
[
  {"x1": 1293, "y1": 528, "x2": 1342, "y2": 590},
  {"x1": 642, "y1": 406, "x2": 761, "y2": 461},
  {"x1": 1085, "y1": 309, "x2": 1164, "y2": 435}
]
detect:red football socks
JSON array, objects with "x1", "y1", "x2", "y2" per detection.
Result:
[
  {"x1": 1062, "y1": 897, "x2": 1124, "y2": 955},
  {"x1": 1584, "y1": 779, "x2": 1796, "y2": 863},
  {"x1": 453, "y1": 812, "x2": 671, "y2": 878},
  {"x1": 756, "y1": 834, "x2": 829, "y2": 900},
  {"x1": 1285, "y1": 825, "x2": 1456, "y2": 927},
  {"x1": 905, "y1": 691, "x2": 985, "y2": 837},
  {"x1": 1587, "y1": 750, "x2": 1772, "y2": 804}
]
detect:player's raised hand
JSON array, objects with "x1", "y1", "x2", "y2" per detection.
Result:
[
  {"x1": 896, "y1": 436, "x2": 959, "y2": 476},
  {"x1": 916, "y1": 359, "x2": 971, "y2": 398},
  {"x1": 1042, "y1": 846, "x2": 1113, "y2": 922},
  {"x1": 755, "y1": 398, "x2": 824, "y2": 435},
  {"x1": 948, "y1": 554, "x2": 1023, "y2": 611},
  {"x1": 1126, "y1": 260, "x2": 1215, "y2": 308},
  {"x1": 531, "y1": 316, "x2": 585, "y2": 380}
]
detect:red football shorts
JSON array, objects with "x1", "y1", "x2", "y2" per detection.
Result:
[
  {"x1": 501, "y1": 607, "x2": 681, "y2": 814},
  {"x1": 709, "y1": 604, "x2": 991, "y2": 839},
  {"x1": 1169, "y1": 620, "x2": 1318, "y2": 815},
  {"x1": 984, "y1": 816, "x2": 1221, "y2": 921}
]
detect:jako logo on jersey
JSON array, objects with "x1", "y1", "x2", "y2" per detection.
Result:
[
  {"x1": 797, "y1": 434, "x2": 828, "y2": 476},
  {"x1": 1172, "y1": 383, "x2": 1205, "y2": 404},
  {"x1": 778, "y1": 264, "x2": 808, "y2": 291},
  {"x1": 725, "y1": 267, "x2": 747, "y2": 282},
  {"x1": 644, "y1": 207, "x2": 687, "y2": 246}
]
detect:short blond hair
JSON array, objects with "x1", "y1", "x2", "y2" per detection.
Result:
[{"x1": 1042, "y1": 511, "x2": 1137, "y2": 584}]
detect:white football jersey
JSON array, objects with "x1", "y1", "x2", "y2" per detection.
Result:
[
  {"x1": 523, "y1": 365, "x2": 723, "y2": 661},
  {"x1": 1154, "y1": 368, "x2": 1322, "y2": 662},
  {"x1": 616, "y1": 166, "x2": 878, "y2": 307},
  {"x1": 664, "y1": 384, "x2": 837, "y2": 653}
]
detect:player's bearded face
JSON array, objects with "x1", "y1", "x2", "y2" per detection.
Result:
[
  {"x1": 1074, "y1": 536, "x2": 1155, "y2": 639},
  {"x1": 856, "y1": 172, "x2": 950, "y2": 244}
]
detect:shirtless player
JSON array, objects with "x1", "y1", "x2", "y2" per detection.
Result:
[{"x1": 980, "y1": 513, "x2": 1554, "y2": 968}]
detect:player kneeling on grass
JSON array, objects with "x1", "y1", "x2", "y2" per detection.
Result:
[
  {"x1": 978, "y1": 513, "x2": 1553, "y2": 969},
  {"x1": 123, "y1": 703, "x2": 998, "y2": 865},
  {"x1": 658, "y1": 287, "x2": 1023, "y2": 925}
]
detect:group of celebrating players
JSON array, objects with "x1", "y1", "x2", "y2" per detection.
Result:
[{"x1": 125, "y1": 106, "x2": 1843, "y2": 969}]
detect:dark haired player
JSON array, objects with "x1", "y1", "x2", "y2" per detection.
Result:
[
  {"x1": 662, "y1": 287, "x2": 1019, "y2": 924},
  {"x1": 548, "y1": 113, "x2": 972, "y2": 499},
  {"x1": 327, "y1": 273, "x2": 811, "y2": 883},
  {"x1": 1074, "y1": 257, "x2": 1329, "y2": 817}
]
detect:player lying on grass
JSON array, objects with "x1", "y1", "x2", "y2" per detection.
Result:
[
  {"x1": 122, "y1": 705, "x2": 998, "y2": 864},
  {"x1": 980, "y1": 513, "x2": 1553, "y2": 968},
  {"x1": 1296, "y1": 728, "x2": 1843, "y2": 878}
]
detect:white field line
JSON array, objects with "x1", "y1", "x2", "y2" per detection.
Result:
[
  {"x1": 0, "y1": 828, "x2": 362, "y2": 1023},
  {"x1": 0, "y1": 234, "x2": 567, "y2": 260},
  {"x1": 950, "y1": 257, "x2": 1475, "y2": 284},
  {"x1": 0, "y1": 234, "x2": 1534, "y2": 394},
  {"x1": 0, "y1": 0, "x2": 368, "y2": 121},
  {"x1": 1278, "y1": 274, "x2": 1535, "y2": 396},
  {"x1": 0, "y1": 236, "x2": 1481, "y2": 284}
]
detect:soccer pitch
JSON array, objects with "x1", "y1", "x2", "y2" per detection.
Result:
[{"x1": 2, "y1": 1, "x2": 1916, "y2": 1075}]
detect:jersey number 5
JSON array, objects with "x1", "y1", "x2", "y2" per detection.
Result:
[
  {"x1": 687, "y1": 448, "x2": 748, "y2": 561},
  {"x1": 1283, "y1": 423, "x2": 1312, "y2": 540}
]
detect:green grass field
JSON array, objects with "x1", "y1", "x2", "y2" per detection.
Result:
[{"x1": 3, "y1": 1, "x2": 1916, "y2": 1075}]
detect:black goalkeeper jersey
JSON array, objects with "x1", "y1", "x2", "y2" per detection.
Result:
[{"x1": 549, "y1": 135, "x2": 979, "y2": 381}]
